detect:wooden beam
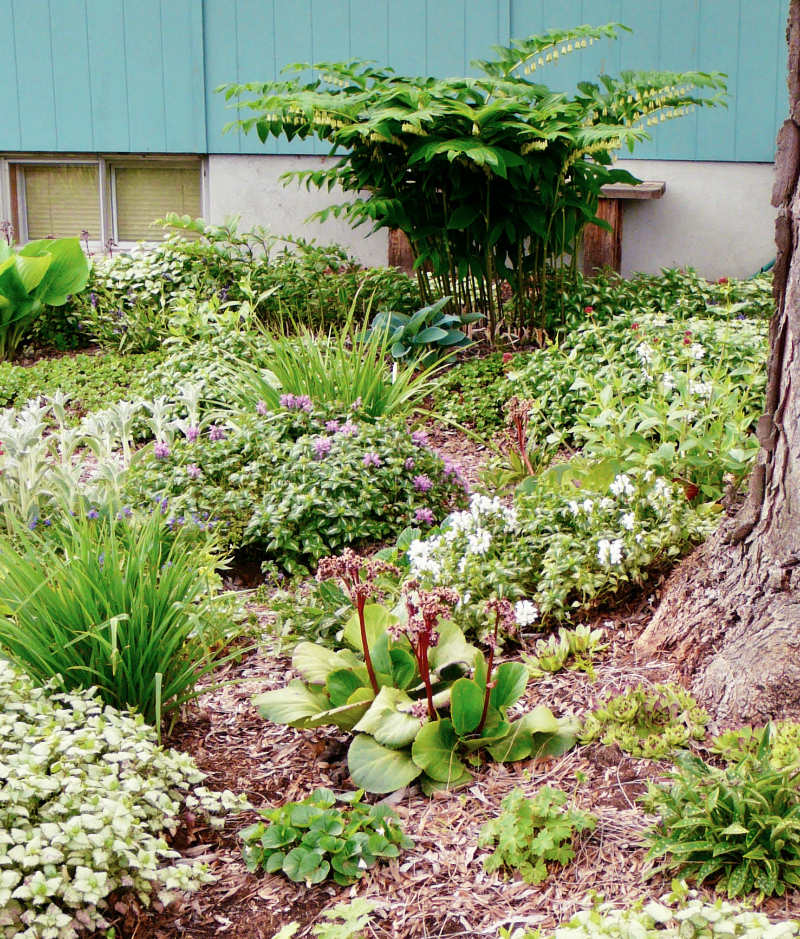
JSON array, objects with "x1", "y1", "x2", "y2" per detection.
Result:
[
  {"x1": 599, "y1": 180, "x2": 666, "y2": 200},
  {"x1": 583, "y1": 197, "x2": 623, "y2": 275}
]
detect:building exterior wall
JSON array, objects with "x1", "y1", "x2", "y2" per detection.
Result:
[
  {"x1": 206, "y1": 155, "x2": 388, "y2": 267},
  {"x1": 615, "y1": 160, "x2": 776, "y2": 280}
]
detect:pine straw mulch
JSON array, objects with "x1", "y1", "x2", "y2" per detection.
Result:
[{"x1": 110, "y1": 591, "x2": 800, "y2": 939}]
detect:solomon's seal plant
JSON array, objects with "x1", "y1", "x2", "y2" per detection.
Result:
[
  {"x1": 479, "y1": 786, "x2": 596, "y2": 885},
  {"x1": 240, "y1": 788, "x2": 412, "y2": 886},
  {"x1": 0, "y1": 660, "x2": 247, "y2": 939},
  {"x1": 580, "y1": 683, "x2": 709, "y2": 759},
  {"x1": 644, "y1": 727, "x2": 800, "y2": 899},
  {"x1": 224, "y1": 24, "x2": 725, "y2": 337}
]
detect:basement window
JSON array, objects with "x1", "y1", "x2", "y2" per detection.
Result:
[{"x1": 5, "y1": 157, "x2": 204, "y2": 246}]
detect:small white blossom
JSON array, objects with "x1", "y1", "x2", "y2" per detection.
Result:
[
  {"x1": 689, "y1": 380, "x2": 713, "y2": 398},
  {"x1": 619, "y1": 512, "x2": 635, "y2": 531},
  {"x1": 597, "y1": 538, "x2": 624, "y2": 566},
  {"x1": 610, "y1": 473, "x2": 635, "y2": 499},
  {"x1": 689, "y1": 342, "x2": 705, "y2": 360},
  {"x1": 636, "y1": 343, "x2": 654, "y2": 365},
  {"x1": 513, "y1": 600, "x2": 540, "y2": 627}
]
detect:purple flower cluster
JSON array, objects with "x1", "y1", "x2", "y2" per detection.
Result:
[
  {"x1": 256, "y1": 401, "x2": 268, "y2": 416},
  {"x1": 414, "y1": 507, "x2": 435, "y2": 525},
  {"x1": 279, "y1": 393, "x2": 313, "y2": 412},
  {"x1": 208, "y1": 425, "x2": 227, "y2": 442},
  {"x1": 153, "y1": 441, "x2": 170, "y2": 460},
  {"x1": 443, "y1": 458, "x2": 470, "y2": 494},
  {"x1": 404, "y1": 457, "x2": 415, "y2": 471},
  {"x1": 363, "y1": 451, "x2": 382, "y2": 468},
  {"x1": 325, "y1": 419, "x2": 341, "y2": 433},
  {"x1": 186, "y1": 464, "x2": 202, "y2": 479},
  {"x1": 413, "y1": 474, "x2": 433, "y2": 492},
  {"x1": 186, "y1": 426, "x2": 200, "y2": 443},
  {"x1": 411, "y1": 429, "x2": 429, "y2": 448},
  {"x1": 313, "y1": 437, "x2": 333, "y2": 460},
  {"x1": 338, "y1": 420, "x2": 359, "y2": 437}
]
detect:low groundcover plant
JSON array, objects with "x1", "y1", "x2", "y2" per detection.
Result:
[
  {"x1": 240, "y1": 787, "x2": 412, "y2": 886},
  {"x1": 0, "y1": 659, "x2": 247, "y2": 939}
]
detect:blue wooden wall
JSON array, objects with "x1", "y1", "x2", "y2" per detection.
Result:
[{"x1": 0, "y1": 0, "x2": 788, "y2": 161}]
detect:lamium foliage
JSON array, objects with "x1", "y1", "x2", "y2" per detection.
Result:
[{"x1": 223, "y1": 24, "x2": 725, "y2": 337}]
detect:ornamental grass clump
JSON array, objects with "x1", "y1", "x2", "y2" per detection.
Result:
[
  {"x1": 0, "y1": 506, "x2": 241, "y2": 726},
  {"x1": 0, "y1": 659, "x2": 246, "y2": 939}
]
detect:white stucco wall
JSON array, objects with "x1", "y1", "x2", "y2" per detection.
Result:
[
  {"x1": 207, "y1": 154, "x2": 777, "y2": 279},
  {"x1": 614, "y1": 160, "x2": 776, "y2": 280},
  {"x1": 206, "y1": 154, "x2": 388, "y2": 267}
]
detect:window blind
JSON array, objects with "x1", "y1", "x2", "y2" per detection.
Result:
[
  {"x1": 114, "y1": 166, "x2": 202, "y2": 241},
  {"x1": 22, "y1": 164, "x2": 101, "y2": 240}
]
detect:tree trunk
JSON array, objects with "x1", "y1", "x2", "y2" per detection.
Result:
[{"x1": 636, "y1": 2, "x2": 800, "y2": 725}]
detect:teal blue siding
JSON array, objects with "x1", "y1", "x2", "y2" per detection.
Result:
[{"x1": 0, "y1": 0, "x2": 789, "y2": 161}]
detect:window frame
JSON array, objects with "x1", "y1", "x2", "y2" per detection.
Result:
[{"x1": 0, "y1": 154, "x2": 208, "y2": 249}]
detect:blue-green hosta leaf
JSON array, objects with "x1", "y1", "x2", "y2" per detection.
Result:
[
  {"x1": 353, "y1": 687, "x2": 422, "y2": 748},
  {"x1": 348, "y1": 733, "x2": 423, "y2": 793},
  {"x1": 411, "y1": 718, "x2": 465, "y2": 783}
]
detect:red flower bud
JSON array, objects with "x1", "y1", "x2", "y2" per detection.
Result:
[
  {"x1": 502, "y1": 352, "x2": 514, "y2": 364},
  {"x1": 631, "y1": 322, "x2": 639, "y2": 330},
  {"x1": 584, "y1": 305, "x2": 594, "y2": 314}
]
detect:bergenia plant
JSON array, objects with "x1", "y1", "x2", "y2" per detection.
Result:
[{"x1": 316, "y1": 549, "x2": 399, "y2": 694}]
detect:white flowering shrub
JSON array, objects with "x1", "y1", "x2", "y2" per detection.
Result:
[
  {"x1": 502, "y1": 887, "x2": 800, "y2": 938},
  {"x1": 405, "y1": 471, "x2": 715, "y2": 628},
  {"x1": 0, "y1": 660, "x2": 247, "y2": 938},
  {"x1": 507, "y1": 311, "x2": 767, "y2": 500}
]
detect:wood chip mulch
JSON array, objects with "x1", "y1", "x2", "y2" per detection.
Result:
[{"x1": 106, "y1": 592, "x2": 800, "y2": 939}]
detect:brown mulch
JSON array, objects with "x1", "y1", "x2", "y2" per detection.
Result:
[{"x1": 105, "y1": 588, "x2": 800, "y2": 939}]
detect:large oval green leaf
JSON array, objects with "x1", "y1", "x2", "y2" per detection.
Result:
[
  {"x1": 450, "y1": 678, "x2": 484, "y2": 736},
  {"x1": 253, "y1": 680, "x2": 328, "y2": 727},
  {"x1": 342, "y1": 603, "x2": 398, "y2": 652},
  {"x1": 292, "y1": 642, "x2": 351, "y2": 684},
  {"x1": 489, "y1": 661, "x2": 528, "y2": 711},
  {"x1": 411, "y1": 719, "x2": 464, "y2": 783},
  {"x1": 348, "y1": 734, "x2": 423, "y2": 793},
  {"x1": 353, "y1": 687, "x2": 422, "y2": 748},
  {"x1": 326, "y1": 668, "x2": 366, "y2": 707}
]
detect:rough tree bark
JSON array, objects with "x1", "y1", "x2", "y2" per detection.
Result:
[{"x1": 636, "y1": 2, "x2": 800, "y2": 724}]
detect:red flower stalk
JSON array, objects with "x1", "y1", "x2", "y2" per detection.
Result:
[
  {"x1": 316, "y1": 549, "x2": 398, "y2": 695},
  {"x1": 505, "y1": 396, "x2": 535, "y2": 475},
  {"x1": 399, "y1": 582, "x2": 459, "y2": 720},
  {"x1": 477, "y1": 599, "x2": 517, "y2": 733}
]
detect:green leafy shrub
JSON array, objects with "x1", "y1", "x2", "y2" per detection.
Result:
[
  {"x1": 479, "y1": 787, "x2": 596, "y2": 884},
  {"x1": 403, "y1": 470, "x2": 716, "y2": 629},
  {"x1": 0, "y1": 507, "x2": 241, "y2": 725},
  {"x1": 226, "y1": 25, "x2": 724, "y2": 336},
  {"x1": 505, "y1": 884, "x2": 800, "y2": 938},
  {"x1": 580, "y1": 683, "x2": 708, "y2": 759},
  {"x1": 0, "y1": 238, "x2": 89, "y2": 360},
  {"x1": 644, "y1": 728, "x2": 800, "y2": 898},
  {"x1": 241, "y1": 788, "x2": 412, "y2": 886},
  {"x1": 0, "y1": 659, "x2": 247, "y2": 939},
  {"x1": 71, "y1": 219, "x2": 422, "y2": 349},
  {"x1": 711, "y1": 721, "x2": 800, "y2": 772},
  {"x1": 123, "y1": 409, "x2": 467, "y2": 571},
  {"x1": 524, "y1": 625, "x2": 607, "y2": 680}
]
